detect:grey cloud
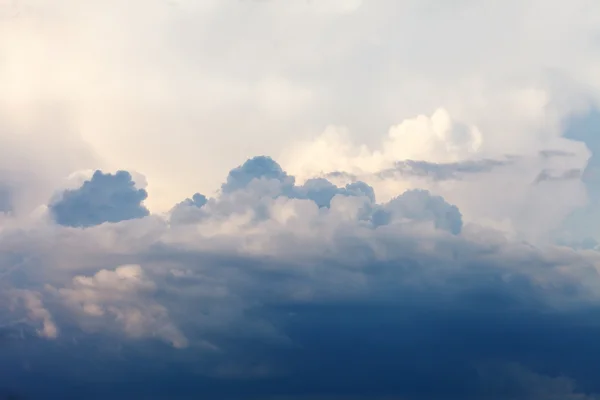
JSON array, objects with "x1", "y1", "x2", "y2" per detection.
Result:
[
  {"x1": 323, "y1": 171, "x2": 359, "y2": 182},
  {"x1": 1, "y1": 157, "x2": 600, "y2": 399},
  {"x1": 539, "y1": 149, "x2": 577, "y2": 158},
  {"x1": 174, "y1": 158, "x2": 461, "y2": 234},
  {"x1": 49, "y1": 170, "x2": 149, "y2": 228},
  {"x1": 377, "y1": 158, "x2": 513, "y2": 181},
  {"x1": 564, "y1": 107, "x2": 600, "y2": 197},
  {"x1": 221, "y1": 157, "x2": 375, "y2": 205},
  {"x1": 169, "y1": 193, "x2": 208, "y2": 224},
  {"x1": 557, "y1": 107, "x2": 600, "y2": 244},
  {"x1": 295, "y1": 178, "x2": 376, "y2": 207},
  {"x1": 534, "y1": 168, "x2": 583, "y2": 184},
  {"x1": 186, "y1": 193, "x2": 208, "y2": 208},
  {"x1": 222, "y1": 156, "x2": 295, "y2": 194},
  {"x1": 174, "y1": 157, "x2": 379, "y2": 224},
  {"x1": 3, "y1": 229, "x2": 600, "y2": 399},
  {"x1": 2, "y1": 0, "x2": 600, "y2": 396},
  {"x1": 0, "y1": 183, "x2": 11, "y2": 214},
  {"x1": 380, "y1": 189, "x2": 463, "y2": 234},
  {"x1": 344, "y1": 181, "x2": 376, "y2": 202}
]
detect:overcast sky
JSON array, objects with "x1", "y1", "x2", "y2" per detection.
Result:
[{"x1": 3, "y1": 1, "x2": 600, "y2": 399}]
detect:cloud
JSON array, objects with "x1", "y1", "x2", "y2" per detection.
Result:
[
  {"x1": 53, "y1": 264, "x2": 187, "y2": 348},
  {"x1": 294, "y1": 179, "x2": 376, "y2": 208},
  {"x1": 534, "y1": 168, "x2": 583, "y2": 184},
  {"x1": 0, "y1": 183, "x2": 12, "y2": 214},
  {"x1": 9, "y1": 289, "x2": 58, "y2": 339},
  {"x1": 172, "y1": 157, "x2": 379, "y2": 226},
  {"x1": 169, "y1": 193, "x2": 208, "y2": 224},
  {"x1": 49, "y1": 170, "x2": 149, "y2": 228},
  {"x1": 539, "y1": 149, "x2": 577, "y2": 159},
  {"x1": 3, "y1": 0, "x2": 599, "y2": 211},
  {"x1": 1, "y1": 157, "x2": 600, "y2": 398},
  {"x1": 282, "y1": 109, "x2": 484, "y2": 183},
  {"x1": 283, "y1": 112, "x2": 590, "y2": 243},
  {"x1": 222, "y1": 156, "x2": 295, "y2": 194},
  {"x1": 381, "y1": 189, "x2": 463, "y2": 234},
  {"x1": 556, "y1": 107, "x2": 600, "y2": 245},
  {"x1": 184, "y1": 193, "x2": 208, "y2": 209},
  {"x1": 3, "y1": 0, "x2": 600, "y2": 398},
  {"x1": 378, "y1": 158, "x2": 514, "y2": 181}
]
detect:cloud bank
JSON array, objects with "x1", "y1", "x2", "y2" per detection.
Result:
[
  {"x1": 3, "y1": 0, "x2": 600, "y2": 399},
  {"x1": 0, "y1": 154, "x2": 599, "y2": 399}
]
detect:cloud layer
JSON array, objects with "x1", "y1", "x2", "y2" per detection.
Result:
[
  {"x1": 3, "y1": 0, "x2": 600, "y2": 399},
  {"x1": 2, "y1": 0, "x2": 600, "y2": 210},
  {"x1": 0, "y1": 154, "x2": 599, "y2": 398}
]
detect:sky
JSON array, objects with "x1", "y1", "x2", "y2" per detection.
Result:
[{"x1": 3, "y1": 0, "x2": 600, "y2": 399}]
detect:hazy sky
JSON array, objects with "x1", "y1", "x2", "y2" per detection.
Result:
[
  {"x1": 3, "y1": 1, "x2": 600, "y2": 399},
  {"x1": 2, "y1": 0, "x2": 599, "y2": 214}
]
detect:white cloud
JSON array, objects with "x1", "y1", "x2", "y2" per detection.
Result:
[
  {"x1": 1, "y1": 0, "x2": 599, "y2": 213},
  {"x1": 282, "y1": 108, "x2": 483, "y2": 181},
  {"x1": 10, "y1": 289, "x2": 58, "y2": 339},
  {"x1": 55, "y1": 264, "x2": 188, "y2": 348}
]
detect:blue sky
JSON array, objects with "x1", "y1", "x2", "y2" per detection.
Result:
[{"x1": 2, "y1": 0, "x2": 600, "y2": 399}]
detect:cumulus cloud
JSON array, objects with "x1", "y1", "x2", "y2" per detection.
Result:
[
  {"x1": 1, "y1": 157, "x2": 600, "y2": 398},
  {"x1": 9, "y1": 289, "x2": 58, "y2": 339},
  {"x1": 49, "y1": 170, "x2": 149, "y2": 227},
  {"x1": 53, "y1": 264, "x2": 187, "y2": 348},
  {"x1": 282, "y1": 109, "x2": 484, "y2": 182},
  {"x1": 4, "y1": 0, "x2": 600, "y2": 398},
  {"x1": 222, "y1": 156, "x2": 295, "y2": 194},
  {"x1": 281, "y1": 110, "x2": 590, "y2": 243},
  {"x1": 381, "y1": 189, "x2": 463, "y2": 234},
  {"x1": 169, "y1": 192, "x2": 208, "y2": 224}
]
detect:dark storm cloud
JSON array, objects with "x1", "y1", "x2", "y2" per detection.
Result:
[
  {"x1": 49, "y1": 170, "x2": 149, "y2": 227},
  {"x1": 1, "y1": 156, "x2": 600, "y2": 399},
  {"x1": 3, "y1": 232, "x2": 600, "y2": 399}
]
